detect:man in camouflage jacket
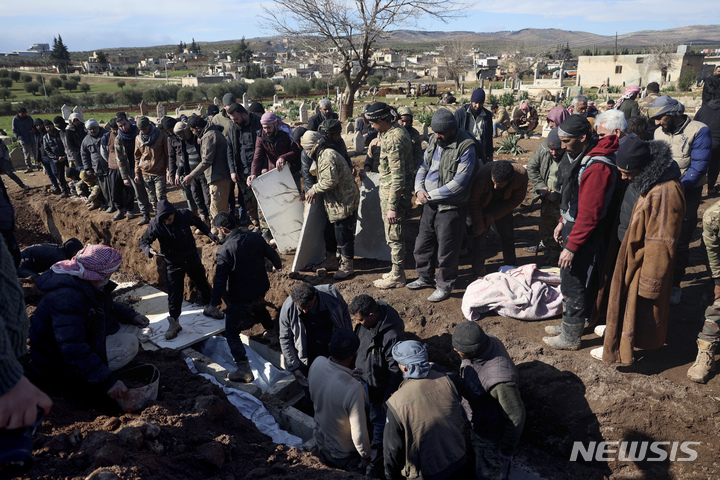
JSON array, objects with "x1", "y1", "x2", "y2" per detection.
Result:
[{"x1": 364, "y1": 103, "x2": 415, "y2": 289}]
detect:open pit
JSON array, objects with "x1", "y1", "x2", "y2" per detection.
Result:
[{"x1": 10, "y1": 138, "x2": 720, "y2": 479}]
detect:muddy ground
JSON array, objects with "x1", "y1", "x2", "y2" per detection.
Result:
[{"x1": 7, "y1": 135, "x2": 720, "y2": 480}]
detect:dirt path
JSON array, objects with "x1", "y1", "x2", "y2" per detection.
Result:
[{"x1": 8, "y1": 134, "x2": 720, "y2": 479}]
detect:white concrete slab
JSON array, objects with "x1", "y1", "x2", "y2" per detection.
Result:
[
  {"x1": 355, "y1": 173, "x2": 391, "y2": 261},
  {"x1": 291, "y1": 201, "x2": 327, "y2": 272},
  {"x1": 251, "y1": 167, "x2": 304, "y2": 255},
  {"x1": 115, "y1": 285, "x2": 223, "y2": 350}
]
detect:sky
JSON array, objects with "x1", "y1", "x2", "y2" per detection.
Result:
[{"x1": 1, "y1": 0, "x2": 719, "y2": 53}]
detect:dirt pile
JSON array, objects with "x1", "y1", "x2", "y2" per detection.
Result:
[{"x1": 8, "y1": 135, "x2": 720, "y2": 479}]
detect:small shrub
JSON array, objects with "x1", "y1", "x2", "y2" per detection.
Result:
[
  {"x1": 607, "y1": 86, "x2": 621, "y2": 94},
  {"x1": 415, "y1": 112, "x2": 433, "y2": 127},
  {"x1": 661, "y1": 84, "x2": 676, "y2": 93},
  {"x1": 499, "y1": 92, "x2": 515, "y2": 107},
  {"x1": 677, "y1": 70, "x2": 697, "y2": 92},
  {"x1": 497, "y1": 135, "x2": 526, "y2": 156},
  {"x1": 117, "y1": 80, "x2": 126, "y2": 90},
  {"x1": 286, "y1": 104, "x2": 300, "y2": 121}
]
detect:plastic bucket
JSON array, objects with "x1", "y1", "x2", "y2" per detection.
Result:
[{"x1": 115, "y1": 364, "x2": 160, "y2": 413}]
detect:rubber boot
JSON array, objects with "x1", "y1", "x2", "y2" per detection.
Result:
[
  {"x1": 228, "y1": 360, "x2": 255, "y2": 383},
  {"x1": 687, "y1": 339, "x2": 717, "y2": 384},
  {"x1": 543, "y1": 317, "x2": 584, "y2": 350},
  {"x1": 373, "y1": 265, "x2": 406, "y2": 289},
  {"x1": 165, "y1": 317, "x2": 182, "y2": 340},
  {"x1": 545, "y1": 318, "x2": 589, "y2": 336},
  {"x1": 333, "y1": 257, "x2": 355, "y2": 280},
  {"x1": 314, "y1": 252, "x2": 339, "y2": 271}
]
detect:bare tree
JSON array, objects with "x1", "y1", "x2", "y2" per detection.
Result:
[
  {"x1": 504, "y1": 44, "x2": 532, "y2": 79},
  {"x1": 647, "y1": 43, "x2": 677, "y2": 85},
  {"x1": 262, "y1": 0, "x2": 461, "y2": 120},
  {"x1": 442, "y1": 36, "x2": 475, "y2": 90}
]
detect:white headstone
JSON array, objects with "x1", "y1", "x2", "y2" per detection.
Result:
[
  {"x1": 156, "y1": 102, "x2": 166, "y2": 118},
  {"x1": 213, "y1": 97, "x2": 221, "y2": 107},
  {"x1": 299, "y1": 102, "x2": 308, "y2": 124},
  {"x1": 250, "y1": 167, "x2": 304, "y2": 255},
  {"x1": 291, "y1": 202, "x2": 327, "y2": 272},
  {"x1": 175, "y1": 107, "x2": 181, "y2": 116},
  {"x1": 353, "y1": 131, "x2": 363, "y2": 154},
  {"x1": 504, "y1": 78, "x2": 508, "y2": 89},
  {"x1": 273, "y1": 94, "x2": 279, "y2": 105},
  {"x1": 422, "y1": 123, "x2": 428, "y2": 141},
  {"x1": 61, "y1": 104, "x2": 72, "y2": 121},
  {"x1": 282, "y1": 98, "x2": 287, "y2": 107},
  {"x1": 355, "y1": 173, "x2": 391, "y2": 261},
  {"x1": 72, "y1": 105, "x2": 82, "y2": 115},
  {"x1": 242, "y1": 93, "x2": 249, "y2": 109},
  {"x1": 346, "y1": 121, "x2": 354, "y2": 134}
]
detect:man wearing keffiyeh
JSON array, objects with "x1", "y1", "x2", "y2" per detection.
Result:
[
  {"x1": 29, "y1": 245, "x2": 150, "y2": 400},
  {"x1": 383, "y1": 340, "x2": 467, "y2": 480}
]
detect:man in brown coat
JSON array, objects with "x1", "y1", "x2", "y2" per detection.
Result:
[
  {"x1": 468, "y1": 161, "x2": 528, "y2": 277},
  {"x1": 594, "y1": 136, "x2": 685, "y2": 365},
  {"x1": 134, "y1": 116, "x2": 168, "y2": 212}
]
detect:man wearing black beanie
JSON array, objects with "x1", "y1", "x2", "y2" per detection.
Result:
[
  {"x1": 543, "y1": 114, "x2": 622, "y2": 350},
  {"x1": 596, "y1": 136, "x2": 685, "y2": 366},
  {"x1": 454, "y1": 88, "x2": 494, "y2": 162},
  {"x1": 452, "y1": 321, "x2": 525, "y2": 480}
]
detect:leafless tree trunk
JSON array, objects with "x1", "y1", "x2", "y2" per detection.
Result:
[
  {"x1": 443, "y1": 36, "x2": 475, "y2": 90},
  {"x1": 648, "y1": 43, "x2": 677, "y2": 85},
  {"x1": 262, "y1": 0, "x2": 461, "y2": 120}
]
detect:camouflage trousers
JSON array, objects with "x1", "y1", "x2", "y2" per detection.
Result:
[
  {"x1": 699, "y1": 300, "x2": 720, "y2": 345},
  {"x1": 380, "y1": 194, "x2": 407, "y2": 268}
]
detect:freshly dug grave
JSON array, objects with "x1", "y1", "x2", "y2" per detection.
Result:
[{"x1": 9, "y1": 136, "x2": 720, "y2": 479}]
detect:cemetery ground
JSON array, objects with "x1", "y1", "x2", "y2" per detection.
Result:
[{"x1": 8, "y1": 135, "x2": 720, "y2": 480}]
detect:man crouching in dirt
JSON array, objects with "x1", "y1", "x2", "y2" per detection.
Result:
[
  {"x1": 139, "y1": 199, "x2": 222, "y2": 340},
  {"x1": 452, "y1": 321, "x2": 525, "y2": 480},
  {"x1": 279, "y1": 283, "x2": 352, "y2": 387},
  {"x1": 204, "y1": 212, "x2": 282, "y2": 383},
  {"x1": 29, "y1": 245, "x2": 150, "y2": 400}
]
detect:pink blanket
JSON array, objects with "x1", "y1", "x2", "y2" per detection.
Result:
[{"x1": 461, "y1": 264, "x2": 563, "y2": 321}]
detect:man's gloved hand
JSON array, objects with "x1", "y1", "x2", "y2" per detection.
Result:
[
  {"x1": 208, "y1": 233, "x2": 220, "y2": 244},
  {"x1": 131, "y1": 314, "x2": 150, "y2": 328}
]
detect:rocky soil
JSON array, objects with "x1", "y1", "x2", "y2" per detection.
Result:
[{"x1": 8, "y1": 135, "x2": 720, "y2": 480}]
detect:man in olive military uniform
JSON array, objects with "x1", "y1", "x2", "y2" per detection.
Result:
[
  {"x1": 688, "y1": 199, "x2": 720, "y2": 383},
  {"x1": 396, "y1": 106, "x2": 424, "y2": 172},
  {"x1": 363, "y1": 103, "x2": 415, "y2": 289}
]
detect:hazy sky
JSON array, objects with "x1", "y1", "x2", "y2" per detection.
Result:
[{"x1": 1, "y1": 0, "x2": 718, "y2": 53}]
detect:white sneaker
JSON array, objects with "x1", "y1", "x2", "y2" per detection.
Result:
[
  {"x1": 670, "y1": 287, "x2": 682, "y2": 306},
  {"x1": 594, "y1": 325, "x2": 606, "y2": 337},
  {"x1": 590, "y1": 346, "x2": 603, "y2": 360}
]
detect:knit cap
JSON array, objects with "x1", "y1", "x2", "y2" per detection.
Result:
[
  {"x1": 431, "y1": 108, "x2": 457, "y2": 133},
  {"x1": 557, "y1": 114, "x2": 591, "y2": 138},
  {"x1": 222, "y1": 93, "x2": 236, "y2": 106},
  {"x1": 136, "y1": 116, "x2": 150, "y2": 129},
  {"x1": 547, "y1": 128, "x2": 563, "y2": 151},
  {"x1": 328, "y1": 328, "x2": 360, "y2": 360},
  {"x1": 471, "y1": 88, "x2": 485, "y2": 104},
  {"x1": 85, "y1": 118, "x2": 100, "y2": 130},
  {"x1": 452, "y1": 321, "x2": 488, "y2": 357},
  {"x1": 320, "y1": 119, "x2": 342, "y2": 135},
  {"x1": 616, "y1": 135, "x2": 652, "y2": 170},
  {"x1": 397, "y1": 106, "x2": 413, "y2": 117}
]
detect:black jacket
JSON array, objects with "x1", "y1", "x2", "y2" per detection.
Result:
[
  {"x1": 42, "y1": 130, "x2": 66, "y2": 163},
  {"x1": 139, "y1": 200, "x2": 210, "y2": 263},
  {"x1": 19, "y1": 243, "x2": 68, "y2": 274},
  {"x1": 694, "y1": 99, "x2": 720, "y2": 150},
  {"x1": 227, "y1": 113, "x2": 262, "y2": 177},
  {"x1": 210, "y1": 228, "x2": 281, "y2": 305},
  {"x1": 307, "y1": 111, "x2": 339, "y2": 132},
  {"x1": 454, "y1": 104, "x2": 493, "y2": 162},
  {"x1": 29, "y1": 272, "x2": 137, "y2": 392},
  {"x1": 353, "y1": 302, "x2": 404, "y2": 402}
]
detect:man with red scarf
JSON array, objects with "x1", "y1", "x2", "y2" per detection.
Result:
[{"x1": 543, "y1": 115, "x2": 622, "y2": 350}]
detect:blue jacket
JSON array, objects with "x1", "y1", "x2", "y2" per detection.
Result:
[
  {"x1": 12, "y1": 114, "x2": 35, "y2": 144},
  {"x1": 210, "y1": 228, "x2": 281, "y2": 305},
  {"x1": 29, "y1": 272, "x2": 137, "y2": 392}
]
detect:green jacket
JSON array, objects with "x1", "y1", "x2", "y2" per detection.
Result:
[
  {"x1": 526, "y1": 137, "x2": 561, "y2": 197},
  {"x1": 311, "y1": 147, "x2": 359, "y2": 222}
]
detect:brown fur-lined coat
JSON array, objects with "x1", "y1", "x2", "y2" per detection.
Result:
[{"x1": 602, "y1": 140, "x2": 686, "y2": 364}]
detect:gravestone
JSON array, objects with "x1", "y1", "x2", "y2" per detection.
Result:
[
  {"x1": 9, "y1": 148, "x2": 24, "y2": 168},
  {"x1": 299, "y1": 102, "x2": 308, "y2": 124},
  {"x1": 139, "y1": 101, "x2": 148, "y2": 116},
  {"x1": 273, "y1": 94, "x2": 279, "y2": 105},
  {"x1": 250, "y1": 167, "x2": 304, "y2": 255},
  {"x1": 61, "y1": 104, "x2": 72, "y2": 120},
  {"x1": 72, "y1": 105, "x2": 82, "y2": 115},
  {"x1": 480, "y1": 78, "x2": 485, "y2": 89},
  {"x1": 213, "y1": 97, "x2": 221, "y2": 107},
  {"x1": 355, "y1": 173, "x2": 391, "y2": 261},
  {"x1": 175, "y1": 107, "x2": 181, "y2": 116},
  {"x1": 291, "y1": 202, "x2": 327, "y2": 272},
  {"x1": 422, "y1": 123, "x2": 428, "y2": 141},
  {"x1": 195, "y1": 104, "x2": 205, "y2": 116},
  {"x1": 346, "y1": 121, "x2": 354, "y2": 134},
  {"x1": 504, "y1": 78, "x2": 508, "y2": 89},
  {"x1": 534, "y1": 63, "x2": 540, "y2": 81},
  {"x1": 461, "y1": 83, "x2": 465, "y2": 95},
  {"x1": 242, "y1": 93, "x2": 249, "y2": 109},
  {"x1": 156, "y1": 102, "x2": 166, "y2": 118},
  {"x1": 310, "y1": 101, "x2": 316, "y2": 113},
  {"x1": 179, "y1": 104, "x2": 186, "y2": 111},
  {"x1": 353, "y1": 131, "x2": 363, "y2": 154},
  {"x1": 282, "y1": 98, "x2": 286, "y2": 107}
]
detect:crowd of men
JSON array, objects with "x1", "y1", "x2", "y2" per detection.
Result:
[{"x1": 3, "y1": 76, "x2": 720, "y2": 479}]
